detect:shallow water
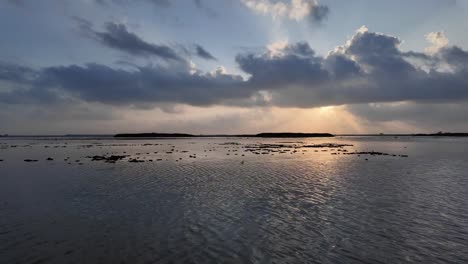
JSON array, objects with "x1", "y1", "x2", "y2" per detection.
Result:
[{"x1": 1, "y1": 136, "x2": 468, "y2": 263}]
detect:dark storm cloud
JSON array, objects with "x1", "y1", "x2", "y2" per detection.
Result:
[
  {"x1": 76, "y1": 19, "x2": 184, "y2": 62},
  {"x1": 2, "y1": 27, "x2": 468, "y2": 110},
  {"x1": 195, "y1": 45, "x2": 217, "y2": 60}
]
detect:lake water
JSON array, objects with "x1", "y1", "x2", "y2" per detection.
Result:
[{"x1": 1, "y1": 136, "x2": 468, "y2": 263}]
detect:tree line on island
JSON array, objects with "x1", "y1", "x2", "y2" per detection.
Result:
[
  {"x1": 113, "y1": 132, "x2": 468, "y2": 138},
  {"x1": 113, "y1": 132, "x2": 335, "y2": 138}
]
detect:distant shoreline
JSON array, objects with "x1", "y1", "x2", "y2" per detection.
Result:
[
  {"x1": 341, "y1": 133, "x2": 468, "y2": 137},
  {"x1": 114, "y1": 132, "x2": 335, "y2": 138},
  {"x1": 2, "y1": 132, "x2": 468, "y2": 138}
]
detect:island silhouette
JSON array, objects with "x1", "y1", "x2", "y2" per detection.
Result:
[{"x1": 114, "y1": 132, "x2": 335, "y2": 138}]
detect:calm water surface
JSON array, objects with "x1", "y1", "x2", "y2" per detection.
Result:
[{"x1": 1, "y1": 137, "x2": 467, "y2": 263}]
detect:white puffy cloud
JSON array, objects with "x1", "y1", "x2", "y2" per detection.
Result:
[
  {"x1": 241, "y1": 0, "x2": 329, "y2": 22},
  {"x1": 425, "y1": 31, "x2": 449, "y2": 54}
]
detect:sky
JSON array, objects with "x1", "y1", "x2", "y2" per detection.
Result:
[{"x1": 1, "y1": 0, "x2": 468, "y2": 135}]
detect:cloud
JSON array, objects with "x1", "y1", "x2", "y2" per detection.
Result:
[
  {"x1": 236, "y1": 42, "x2": 328, "y2": 89},
  {"x1": 193, "y1": 0, "x2": 202, "y2": 8},
  {"x1": 347, "y1": 101, "x2": 468, "y2": 132},
  {"x1": 241, "y1": 0, "x2": 329, "y2": 23},
  {"x1": 74, "y1": 18, "x2": 219, "y2": 63},
  {"x1": 0, "y1": 61, "x2": 248, "y2": 107},
  {"x1": 0, "y1": 61, "x2": 38, "y2": 84},
  {"x1": 5, "y1": 0, "x2": 24, "y2": 6},
  {"x1": 425, "y1": 31, "x2": 449, "y2": 54},
  {"x1": 2, "y1": 27, "x2": 468, "y2": 112},
  {"x1": 195, "y1": 45, "x2": 217, "y2": 60},
  {"x1": 94, "y1": 0, "x2": 171, "y2": 8},
  {"x1": 309, "y1": 4, "x2": 329, "y2": 23},
  {"x1": 236, "y1": 27, "x2": 468, "y2": 107},
  {"x1": 438, "y1": 46, "x2": 468, "y2": 71},
  {"x1": 193, "y1": 0, "x2": 218, "y2": 18},
  {"x1": 75, "y1": 19, "x2": 184, "y2": 62}
]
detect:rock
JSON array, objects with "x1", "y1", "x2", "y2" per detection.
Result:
[
  {"x1": 108, "y1": 155, "x2": 128, "y2": 161},
  {"x1": 89, "y1": 155, "x2": 129, "y2": 162},
  {"x1": 90, "y1": 155, "x2": 106, "y2": 161},
  {"x1": 46, "y1": 157, "x2": 54, "y2": 161},
  {"x1": 24, "y1": 159, "x2": 38, "y2": 162},
  {"x1": 128, "y1": 159, "x2": 144, "y2": 163}
]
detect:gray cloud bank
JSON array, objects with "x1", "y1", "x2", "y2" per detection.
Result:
[
  {"x1": 1, "y1": 27, "x2": 468, "y2": 110},
  {"x1": 236, "y1": 28, "x2": 468, "y2": 107},
  {"x1": 74, "y1": 18, "x2": 218, "y2": 62}
]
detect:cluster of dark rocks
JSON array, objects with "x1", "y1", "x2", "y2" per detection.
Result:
[
  {"x1": 88, "y1": 155, "x2": 130, "y2": 163},
  {"x1": 128, "y1": 158, "x2": 145, "y2": 163}
]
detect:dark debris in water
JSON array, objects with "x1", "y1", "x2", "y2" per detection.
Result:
[{"x1": 88, "y1": 155, "x2": 130, "y2": 163}]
